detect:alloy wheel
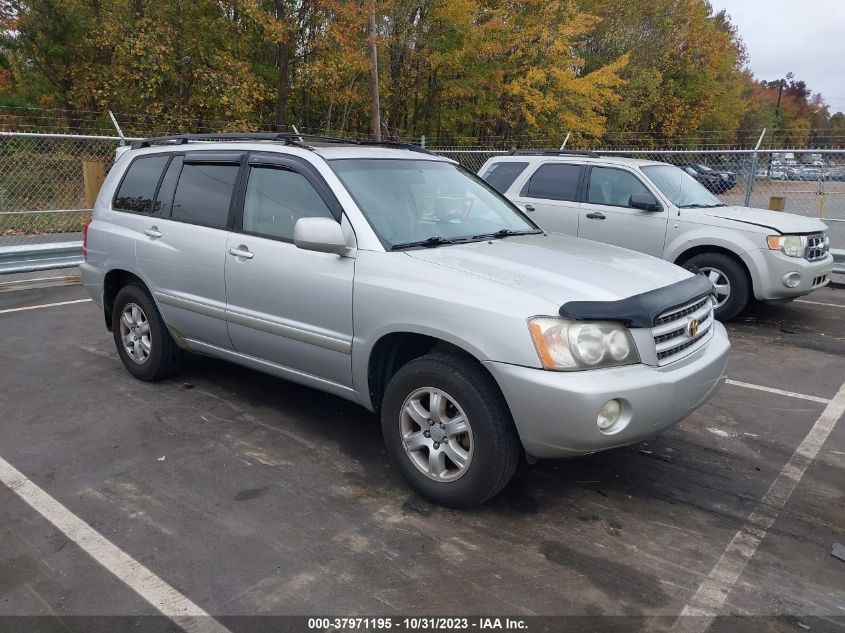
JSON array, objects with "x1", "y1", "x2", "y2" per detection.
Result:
[
  {"x1": 399, "y1": 387, "x2": 474, "y2": 482},
  {"x1": 120, "y1": 303, "x2": 152, "y2": 364},
  {"x1": 700, "y1": 266, "x2": 731, "y2": 308}
]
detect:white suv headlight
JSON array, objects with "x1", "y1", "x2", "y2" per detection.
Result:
[
  {"x1": 527, "y1": 317, "x2": 640, "y2": 371},
  {"x1": 767, "y1": 234, "x2": 805, "y2": 258}
]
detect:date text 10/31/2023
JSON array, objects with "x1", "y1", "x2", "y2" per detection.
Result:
[{"x1": 307, "y1": 617, "x2": 528, "y2": 630}]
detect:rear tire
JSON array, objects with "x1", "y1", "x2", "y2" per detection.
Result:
[
  {"x1": 381, "y1": 353, "x2": 520, "y2": 508},
  {"x1": 683, "y1": 252, "x2": 750, "y2": 321},
  {"x1": 112, "y1": 284, "x2": 183, "y2": 381}
]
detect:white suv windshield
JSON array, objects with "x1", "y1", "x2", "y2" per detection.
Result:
[
  {"x1": 641, "y1": 164, "x2": 725, "y2": 209},
  {"x1": 330, "y1": 159, "x2": 539, "y2": 249}
]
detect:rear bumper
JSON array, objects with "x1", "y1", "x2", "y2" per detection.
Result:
[
  {"x1": 743, "y1": 249, "x2": 834, "y2": 300},
  {"x1": 80, "y1": 261, "x2": 105, "y2": 307},
  {"x1": 485, "y1": 322, "x2": 730, "y2": 459}
]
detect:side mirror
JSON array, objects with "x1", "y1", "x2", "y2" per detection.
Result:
[
  {"x1": 293, "y1": 217, "x2": 348, "y2": 255},
  {"x1": 629, "y1": 193, "x2": 662, "y2": 212}
]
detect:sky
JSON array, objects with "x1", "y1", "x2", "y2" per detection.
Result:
[{"x1": 713, "y1": 0, "x2": 845, "y2": 114}]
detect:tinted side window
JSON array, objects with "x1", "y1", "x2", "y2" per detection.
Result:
[
  {"x1": 587, "y1": 167, "x2": 650, "y2": 208},
  {"x1": 482, "y1": 162, "x2": 528, "y2": 193},
  {"x1": 152, "y1": 155, "x2": 183, "y2": 217},
  {"x1": 113, "y1": 155, "x2": 170, "y2": 214},
  {"x1": 524, "y1": 163, "x2": 581, "y2": 201},
  {"x1": 171, "y1": 163, "x2": 239, "y2": 228},
  {"x1": 241, "y1": 166, "x2": 335, "y2": 241}
]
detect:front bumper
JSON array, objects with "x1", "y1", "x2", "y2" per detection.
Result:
[
  {"x1": 743, "y1": 249, "x2": 833, "y2": 301},
  {"x1": 485, "y1": 321, "x2": 730, "y2": 459}
]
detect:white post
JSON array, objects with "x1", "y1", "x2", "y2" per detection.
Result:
[
  {"x1": 559, "y1": 132, "x2": 571, "y2": 150},
  {"x1": 108, "y1": 111, "x2": 126, "y2": 146}
]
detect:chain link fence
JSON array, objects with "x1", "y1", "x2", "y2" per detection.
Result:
[
  {"x1": 0, "y1": 132, "x2": 127, "y2": 247},
  {"x1": 1, "y1": 131, "x2": 843, "y2": 255}
]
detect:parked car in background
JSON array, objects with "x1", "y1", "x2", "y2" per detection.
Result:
[
  {"x1": 480, "y1": 151, "x2": 834, "y2": 321},
  {"x1": 767, "y1": 162, "x2": 789, "y2": 180},
  {"x1": 692, "y1": 163, "x2": 736, "y2": 191},
  {"x1": 682, "y1": 165, "x2": 731, "y2": 194},
  {"x1": 81, "y1": 134, "x2": 731, "y2": 508}
]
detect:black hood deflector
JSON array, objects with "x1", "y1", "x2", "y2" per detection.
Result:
[{"x1": 559, "y1": 274, "x2": 714, "y2": 328}]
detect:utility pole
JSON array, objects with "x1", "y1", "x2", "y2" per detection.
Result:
[
  {"x1": 774, "y1": 72, "x2": 793, "y2": 121},
  {"x1": 368, "y1": 7, "x2": 382, "y2": 141}
]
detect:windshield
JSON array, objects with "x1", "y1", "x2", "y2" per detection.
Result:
[
  {"x1": 641, "y1": 164, "x2": 724, "y2": 208},
  {"x1": 330, "y1": 159, "x2": 539, "y2": 248}
]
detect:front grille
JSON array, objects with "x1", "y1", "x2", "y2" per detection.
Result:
[
  {"x1": 654, "y1": 296, "x2": 710, "y2": 327},
  {"x1": 805, "y1": 232, "x2": 829, "y2": 262},
  {"x1": 812, "y1": 274, "x2": 828, "y2": 287},
  {"x1": 651, "y1": 296, "x2": 714, "y2": 365}
]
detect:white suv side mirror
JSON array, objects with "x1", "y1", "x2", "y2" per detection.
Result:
[{"x1": 293, "y1": 217, "x2": 348, "y2": 255}]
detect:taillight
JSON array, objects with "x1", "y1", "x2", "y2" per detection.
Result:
[{"x1": 82, "y1": 219, "x2": 92, "y2": 259}]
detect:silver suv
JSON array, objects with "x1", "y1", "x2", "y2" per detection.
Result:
[
  {"x1": 81, "y1": 134, "x2": 730, "y2": 507},
  {"x1": 480, "y1": 152, "x2": 834, "y2": 320}
]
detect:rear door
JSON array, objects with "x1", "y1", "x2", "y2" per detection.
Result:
[
  {"x1": 510, "y1": 162, "x2": 584, "y2": 235},
  {"x1": 223, "y1": 153, "x2": 355, "y2": 389},
  {"x1": 577, "y1": 165, "x2": 668, "y2": 257},
  {"x1": 136, "y1": 151, "x2": 244, "y2": 350}
]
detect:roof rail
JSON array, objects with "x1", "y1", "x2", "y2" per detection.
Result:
[
  {"x1": 506, "y1": 149, "x2": 601, "y2": 158},
  {"x1": 130, "y1": 132, "x2": 435, "y2": 155},
  {"x1": 130, "y1": 132, "x2": 298, "y2": 150}
]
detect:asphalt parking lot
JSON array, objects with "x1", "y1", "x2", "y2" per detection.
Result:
[{"x1": 1, "y1": 283, "x2": 844, "y2": 632}]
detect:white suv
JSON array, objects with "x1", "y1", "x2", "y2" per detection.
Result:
[{"x1": 480, "y1": 152, "x2": 833, "y2": 320}]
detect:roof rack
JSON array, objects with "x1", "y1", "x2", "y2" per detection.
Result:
[
  {"x1": 130, "y1": 132, "x2": 435, "y2": 155},
  {"x1": 506, "y1": 149, "x2": 601, "y2": 158}
]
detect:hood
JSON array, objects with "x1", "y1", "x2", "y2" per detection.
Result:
[
  {"x1": 691, "y1": 206, "x2": 828, "y2": 234},
  {"x1": 405, "y1": 233, "x2": 693, "y2": 306}
]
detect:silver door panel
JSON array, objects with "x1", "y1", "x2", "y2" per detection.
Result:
[
  {"x1": 224, "y1": 234, "x2": 355, "y2": 388},
  {"x1": 136, "y1": 219, "x2": 232, "y2": 348}
]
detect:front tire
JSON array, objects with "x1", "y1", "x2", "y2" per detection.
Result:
[
  {"x1": 683, "y1": 252, "x2": 750, "y2": 321},
  {"x1": 112, "y1": 284, "x2": 183, "y2": 381},
  {"x1": 381, "y1": 353, "x2": 521, "y2": 508}
]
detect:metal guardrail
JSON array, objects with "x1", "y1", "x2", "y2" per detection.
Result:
[
  {"x1": 0, "y1": 242, "x2": 83, "y2": 274},
  {"x1": 833, "y1": 249, "x2": 845, "y2": 274}
]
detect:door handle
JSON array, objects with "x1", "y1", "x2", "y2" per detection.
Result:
[
  {"x1": 524, "y1": 204, "x2": 536, "y2": 212},
  {"x1": 228, "y1": 246, "x2": 254, "y2": 260},
  {"x1": 144, "y1": 226, "x2": 162, "y2": 238},
  {"x1": 585, "y1": 212, "x2": 606, "y2": 220}
]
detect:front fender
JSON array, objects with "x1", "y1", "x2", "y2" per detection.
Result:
[{"x1": 350, "y1": 251, "x2": 555, "y2": 410}]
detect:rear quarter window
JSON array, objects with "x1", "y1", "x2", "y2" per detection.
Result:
[
  {"x1": 481, "y1": 161, "x2": 529, "y2": 193},
  {"x1": 113, "y1": 155, "x2": 170, "y2": 214}
]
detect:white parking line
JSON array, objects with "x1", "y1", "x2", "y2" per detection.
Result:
[
  {"x1": 676, "y1": 380, "x2": 845, "y2": 631},
  {"x1": 725, "y1": 379, "x2": 831, "y2": 404},
  {"x1": 0, "y1": 456, "x2": 233, "y2": 633},
  {"x1": 0, "y1": 298, "x2": 91, "y2": 315},
  {"x1": 796, "y1": 299, "x2": 845, "y2": 309}
]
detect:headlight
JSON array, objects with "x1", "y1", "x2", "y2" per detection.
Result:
[
  {"x1": 767, "y1": 234, "x2": 805, "y2": 258},
  {"x1": 527, "y1": 317, "x2": 640, "y2": 371}
]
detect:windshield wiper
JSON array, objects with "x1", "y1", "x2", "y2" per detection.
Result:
[
  {"x1": 391, "y1": 236, "x2": 466, "y2": 251},
  {"x1": 471, "y1": 228, "x2": 540, "y2": 240},
  {"x1": 678, "y1": 203, "x2": 727, "y2": 209}
]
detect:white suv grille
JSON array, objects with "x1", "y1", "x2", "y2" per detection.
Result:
[
  {"x1": 805, "y1": 232, "x2": 829, "y2": 262},
  {"x1": 652, "y1": 296, "x2": 714, "y2": 365}
]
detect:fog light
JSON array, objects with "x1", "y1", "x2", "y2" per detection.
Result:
[
  {"x1": 782, "y1": 272, "x2": 802, "y2": 288},
  {"x1": 597, "y1": 399, "x2": 622, "y2": 432}
]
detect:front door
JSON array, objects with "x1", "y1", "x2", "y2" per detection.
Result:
[
  {"x1": 224, "y1": 155, "x2": 355, "y2": 389},
  {"x1": 577, "y1": 166, "x2": 668, "y2": 257}
]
